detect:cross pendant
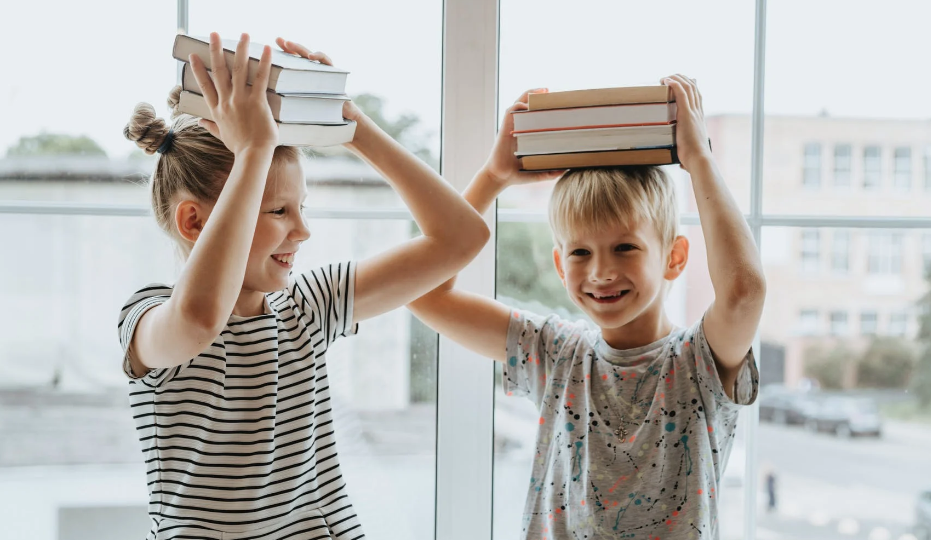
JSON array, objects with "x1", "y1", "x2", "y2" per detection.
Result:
[{"x1": 614, "y1": 426, "x2": 628, "y2": 440}]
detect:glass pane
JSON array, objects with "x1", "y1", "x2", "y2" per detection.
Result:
[
  {"x1": 0, "y1": 213, "x2": 437, "y2": 540},
  {"x1": 0, "y1": 1, "x2": 175, "y2": 202},
  {"x1": 188, "y1": 0, "x2": 441, "y2": 211},
  {"x1": 493, "y1": 221, "x2": 753, "y2": 539},
  {"x1": 757, "y1": 226, "x2": 931, "y2": 540},
  {"x1": 763, "y1": 1, "x2": 931, "y2": 216},
  {"x1": 498, "y1": 0, "x2": 755, "y2": 214}
]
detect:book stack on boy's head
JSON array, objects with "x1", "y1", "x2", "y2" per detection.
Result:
[
  {"x1": 514, "y1": 85, "x2": 679, "y2": 171},
  {"x1": 172, "y1": 35, "x2": 356, "y2": 147}
]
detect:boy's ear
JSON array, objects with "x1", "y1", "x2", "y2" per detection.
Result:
[
  {"x1": 175, "y1": 199, "x2": 211, "y2": 244},
  {"x1": 664, "y1": 235, "x2": 689, "y2": 280},
  {"x1": 552, "y1": 246, "x2": 567, "y2": 288}
]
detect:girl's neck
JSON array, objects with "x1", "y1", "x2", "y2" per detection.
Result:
[{"x1": 232, "y1": 290, "x2": 268, "y2": 317}]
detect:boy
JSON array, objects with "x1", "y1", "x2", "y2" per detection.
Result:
[{"x1": 409, "y1": 75, "x2": 763, "y2": 539}]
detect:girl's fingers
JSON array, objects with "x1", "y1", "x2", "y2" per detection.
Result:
[
  {"x1": 189, "y1": 53, "x2": 218, "y2": 107},
  {"x1": 276, "y1": 38, "x2": 334, "y2": 66},
  {"x1": 306, "y1": 51, "x2": 333, "y2": 66},
  {"x1": 231, "y1": 33, "x2": 251, "y2": 92},
  {"x1": 208, "y1": 32, "x2": 231, "y2": 97},
  {"x1": 253, "y1": 45, "x2": 273, "y2": 99},
  {"x1": 198, "y1": 118, "x2": 220, "y2": 139}
]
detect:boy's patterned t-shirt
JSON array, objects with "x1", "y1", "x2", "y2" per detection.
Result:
[{"x1": 503, "y1": 309, "x2": 759, "y2": 540}]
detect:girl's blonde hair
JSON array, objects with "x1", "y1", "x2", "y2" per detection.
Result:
[
  {"x1": 548, "y1": 166, "x2": 679, "y2": 248},
  {"x1": 123, "y1": 86, "x2": 299, "y2": 249}
]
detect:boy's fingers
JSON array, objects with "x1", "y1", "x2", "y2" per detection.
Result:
[
  {"x1": 663, "y1": 78, "x2": 691, "y2": 111},
  {"x1": 189, "y1": 53, "x2": 218, "y2": 107},
  {"x1": 198, "y1": 118, "x2": 220, "y2": 139},
  {"x1": 515, "y1": 88, "x2": 548, "y2": 105},
  {"x1": 208, "y1": 32, "x2": 231, "y2": 97}
]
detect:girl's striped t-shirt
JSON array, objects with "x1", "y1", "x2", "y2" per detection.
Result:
[{"x1": 117, "y1": 262, "x2": 364, "y2": 540}]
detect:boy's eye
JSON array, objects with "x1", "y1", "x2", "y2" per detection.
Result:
[
  {"x1": 616, "y1": 244, "x2": 636, "y2": 252},
  {"x1": 569, "y1": 248, "x2": 590, "y2": 257},
  {"x1": 270, "y1": 208, "x2": 286, "y2": 215}
]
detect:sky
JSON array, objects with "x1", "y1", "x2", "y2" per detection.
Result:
[{"x1": 1, "y1": 0, "x2": 930, "y2": 159}]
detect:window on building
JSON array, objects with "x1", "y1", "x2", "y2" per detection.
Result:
[
  {"x1": 868, "y1": 232, "x2": 904, "y2": 275},
  {"x1": 799, "y1": 310, "x2": 821, "y2": 336},
  {"x1": 803, "y1": 143, "x2": 822, "y2": 188},
  {"x1": 863, "y1": 145, "x2": 882, "y2": 190},
  {"x1": 894, "y1": 146, "x2": 912, "y2": 190},
  {"x1": 889, "y1": 311, "x2": 908, "y2": 337},
  {"x1": 833, "y1": 144, "x2": 852, "y2": 188},
  {"x1": 831, "y1": 230, "x2": 850, "y2": 274},
  {"x1": 801, "y1": 229, "x2": 821, "y2": 273},
  {"x1": 829, "y1": 311, "x2": 849, "y2": 336},
  {"x1": 860, "y1": 311, "x2": 878, "y2": 336}
]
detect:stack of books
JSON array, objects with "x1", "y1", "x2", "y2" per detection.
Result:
[
  {"x1": 172, "y1": 35, "x2": 356, "y2": 147},
  {"x1": 514, "y1": 85, "x2": 679, "y2": 171}
]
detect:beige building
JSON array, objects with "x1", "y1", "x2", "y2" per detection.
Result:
[{"x1": 687, "y1": 114, "x2": 931, "y2": 387}]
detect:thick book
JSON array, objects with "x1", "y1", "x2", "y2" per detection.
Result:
[
  {"x1": 528, "y1": 85, "x2": 674, "y2": 111},
  {"x1": 514, "y1": 124, "x2": 676, "y2": 156},
  {"x1": 181, "y1": 63, "x2": 348, "y2": 124},
  {"x1": 512, "y1": 102, "x2": 677, "y2": 134},
  {"x1": 175, "y1": 91, "x2": 356, "y2": 147},
  {"x1": 519, "y1": 147, "x2": 679, "y2": 171},
  {"x1": 172, "y1": 34, "x2": 349, "y2": 94}
]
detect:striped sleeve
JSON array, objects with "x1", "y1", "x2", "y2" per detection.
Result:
[
  {"x1": 289, "y1": 262, "x2": 358, "y2": 348},
  {"x1": 117, "y1": 284, "x2": 173, "y2": 384}
]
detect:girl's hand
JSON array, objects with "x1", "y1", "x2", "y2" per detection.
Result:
[
  {"x1": 274, "y1": 37, "x2": 365, "y2": 124},
  {"x1": 482, "y1": 89, "x2": 566, "y2": 188},
  {"x1": 189, "y1": 32, "x2": 279, "y2": 155},
  {"x1": 661, "y1": 74, "x2": 713, "y2": 172}
]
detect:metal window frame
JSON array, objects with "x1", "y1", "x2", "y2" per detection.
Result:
[{"x1": 2, "y1": 0, "x2": 931, "y2": 538}]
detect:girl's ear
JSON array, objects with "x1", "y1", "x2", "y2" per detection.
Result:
[
  {"x1": 664, "y1": 235, "x2": 690, "y2": 280},
  {"x1": 552, "y1": 246, "x2": 567, "y2": 288},
  {"x1": 175, "y1": 199, "x2": 211, "y2": 244}
]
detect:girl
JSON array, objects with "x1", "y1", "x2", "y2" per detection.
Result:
[{"x1": 119, "y1": 33, "x2": 488, "y2": 540}]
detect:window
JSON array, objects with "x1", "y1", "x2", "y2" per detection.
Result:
[
  {"x1": 894, "y1": 146, "x2": 912, "y2": 190},
  {"x1": 799, "y1": 310, "x2": 821, "y2": 336},
  {"x1": 889, "y1": 311, "x2": 908, "y2": 337},
  {"x1": 831, "y1": 229, "x2": 849, "y2": 274},
  {"x1": 924, "y1": 146, "x2": 931, "y2": 191},
  {"x1": 800, "y1": 229, "x2": 821, "y2": 273},
  {"x1": 860, "y1": 311, "x2": 878, "y2": 336},
  {"x1": 868, "y1": 232, "x2": 904, "y2": 275},
  {"x1": 829, "y1": 311, "x2": 849, "y2": 336},
  {"x1": 863, "y1": 146, "x2": 882, "y2": 190},
  {"x1": 833, "y1": 144, "x2": 852, "y2": 187},
  {"x1": 923, "y1": 233, "x2": 931, "y2": 277},
  {"x1": 803, "y1": 143, "x2": 822, "y2": 188}
]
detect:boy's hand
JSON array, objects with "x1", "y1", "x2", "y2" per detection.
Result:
[
  {"x1": 275, "y1": 37, "x2": 365, "y2": 123},
  {"x1": 481, "y1": 89, "x2": 566, "y2": 187},
  {"x1": 662, "y1": 74, "x2": 713, "y2": 173}
]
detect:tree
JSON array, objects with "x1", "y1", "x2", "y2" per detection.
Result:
[
  {"x1": 496, "y1": 222, "x2": 580, "y2": 315},
  {"x1": 6, "y1": 132, "x2": 107, "y2": 157},
  {"x1": 914, "y1": 278, "x2": 931, "y2": 407},
  {"x1": 803, "y1": 344, "x2": 851, "y2": 390},
  {"x1": 305, "y1": 93, "x2": 438, "y2": 170},
  {"x1": 855, "y1": 337, "x2": 916, "y2": 389}
]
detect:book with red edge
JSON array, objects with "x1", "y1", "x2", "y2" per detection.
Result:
[
  {"x1": 513, "y1": 102, "x2": 677, "y2": 134},
  {"x1": 527, "y1": 85, "x2": 674, "y2": 111}
]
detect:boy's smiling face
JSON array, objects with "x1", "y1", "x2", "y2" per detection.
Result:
[{"x1": 553, "y1": 217, "x2": 689, "y2": 348}]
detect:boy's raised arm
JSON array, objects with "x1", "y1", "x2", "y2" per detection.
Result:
[
  {"x1": 664, "y1": 75, "x2": 766, "y2": 393},
  {"x1": 407, "y1": 90, "x2": 564, "y2": 362}
]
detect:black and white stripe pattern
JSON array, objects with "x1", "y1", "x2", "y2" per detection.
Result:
[{"x1": 118, "y1": 263, "x2": 363, "y2": 540}]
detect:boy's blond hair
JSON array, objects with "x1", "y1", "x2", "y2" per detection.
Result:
[{"x1": 548, "y1": 166, "x2": 679, "y2": 249}]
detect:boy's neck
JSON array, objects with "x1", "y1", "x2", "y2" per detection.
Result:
[{"x1": 599, "y1": 310, "x2": 675, "y2": 351}]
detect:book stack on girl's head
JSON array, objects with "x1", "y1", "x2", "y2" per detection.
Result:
[{"x1": 172, "y1": 34, "x2": 356, "y2": 147}]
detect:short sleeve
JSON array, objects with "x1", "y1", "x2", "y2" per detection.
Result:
[
  {"x1": 681, "y1": 315, "x2": 760, "y2": 413},
  {"x1": 503, "y1": 308, "x2": 589, "y2": 408},
  {"x1": 117, "y1": 285, "x2": 173, "y2": 385},
  {"x1": 288, "y1": 261, "x2": 357, "y2": 349}
]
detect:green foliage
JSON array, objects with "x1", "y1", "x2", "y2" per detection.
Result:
[
  {"x1": 6, "y1": 132, "x2": 107, "y2": 157},
  {"x1": 496, "y1": 222, "x2": 581, "y2": 315},
  {"x1": 914, "y1": 286, "x2": 931, "y2": 407},
  {"x1": 855, "y1": 337, "x2": 916, "y2": 389},
  {"x1": 803, "y1": 344, "x2": 850, "y2": 390},
  {"x1": 306, "y1": 93, "x2": 438, "y2": 170}
]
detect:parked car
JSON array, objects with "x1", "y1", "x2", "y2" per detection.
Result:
[
  {"x1": 759, "y1": 390, "x2": 821, "y2": 426},
  {"x1": 805, "y1": 396, "x2": 882, "y2": 437},
  {"x1": 916, "y1": 490, "x2": 931, "y2": 540}
]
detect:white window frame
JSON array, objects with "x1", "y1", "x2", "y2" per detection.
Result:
[
  {"x1": 801, "y1": 229, "x2": 821, "y2": 273},
  {"x1": 831, "y1": 229, "x2": 849, "y2": 274},
  {"x1": 7, "y1": 1, "x2": 931, "y2": 539},
  {"x1": 863, "y1": 145, "x2": 883, "y2": 190},
  {"x1": 889, "y1": 311, "x2": 908, "y2": 337},
  {"x1": 860, "y1": 310, "x2": 878, "y2": 336},
  {"x1": 868, "y1": 231, "x2": 904, "y2": 275},
  {"x1": 829, "y1": 310, "x2": 849, "y2": 336},
  {"x1": 799, "y1": 309, "x2": 821, "y2": 336},
  {"x1": 894, "y1": 146, "x2": 912, "y2": 191}
]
